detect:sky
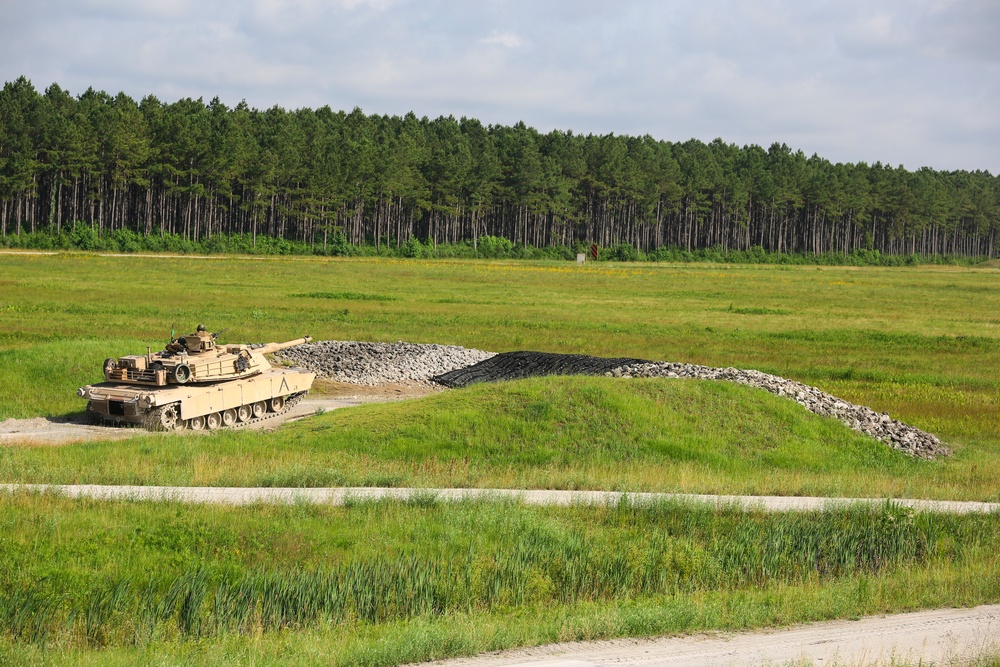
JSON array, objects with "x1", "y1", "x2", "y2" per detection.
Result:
[{"x1": 1, "y1": 0, "x2": 997, "y2": 173}]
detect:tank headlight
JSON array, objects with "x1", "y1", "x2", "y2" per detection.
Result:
[
  {"x1": 77, "y1": 388, "x2": 86, "y2": 397},
  {"x1": 144, "y1": 395, "x2": 155, "y2": 406}
]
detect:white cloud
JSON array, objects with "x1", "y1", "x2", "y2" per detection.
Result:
[
  {"x1": 482, "y1": 31, "x2": 524, "y2": 49},
  {"x1": 0, "y1": 0, "x2": 996, "y2": 171},
  {"x1": 839, "y1": 12, "x2": 912, "y2": 58}
]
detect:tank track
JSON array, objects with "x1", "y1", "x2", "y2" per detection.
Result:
[
  {"x1": 229, "y1": 391, "x2": 308, "y2": 430},
  {"x1": 130, "y1": 391, "x2": 309, "y2": 432}
]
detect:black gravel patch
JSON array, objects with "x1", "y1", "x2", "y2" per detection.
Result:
[{"x1": 432, "y1": 351, "x2": 650, "y2": 388}]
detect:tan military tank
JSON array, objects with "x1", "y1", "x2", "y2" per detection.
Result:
[{"x1": 78, "y1": 326, "x2": 315, "y2": 431}]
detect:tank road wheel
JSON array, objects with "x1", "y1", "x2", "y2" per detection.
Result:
[
  {"x1": 269, "y1": 396, "x2": 285, "y2": 412},
  {"x1": 144, "y1": 403, "x2": 181, "y2": 432},
  {"x1": 222, "y1": 409, "x2": 237, "y2": 427},
  {"x1": 189, "y1": 415, "x2": 206, "y2": 431},
  {"x1": 251, "y1": 401, "x2": 266, "y2": 418},
  {"x1": 236, "y1": 405, "x2": 252, "y2": 422},
  {"x1": 206, "y1": 412, "x2": 223, "y2": 430}
]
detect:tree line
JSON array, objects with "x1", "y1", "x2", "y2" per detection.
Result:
[{"x1": 1, "y1": 76, "x2": 998, "y2": 258}]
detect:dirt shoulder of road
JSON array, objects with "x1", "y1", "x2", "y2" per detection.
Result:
[
  {"x1": 413, "y1": 605, "x2": 1000, "y2": 667},
  {"x1": 0, "y1": 412, "x2": 142, "y2": 446}
]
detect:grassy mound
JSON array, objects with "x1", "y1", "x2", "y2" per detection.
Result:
[
  {"x1": 294, "y1": 376, "x2": 906, "y2": 472},
  {"x1": 3, "y1": 376, "x2": 950, "y2": 498}
]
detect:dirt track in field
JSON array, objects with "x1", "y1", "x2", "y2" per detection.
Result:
[
  {"x1": 0, "y1": 397, "x2": 363, "y2": 445},
  {"x1": 2, "y1": 484, "x2": 997, "y2": 514},
  {"x1": 0, "y1": 383, "x2": 435, "y2": 446},
  {"x1": 414, "y1": 605, "x2": 1000, "y2": 667}
]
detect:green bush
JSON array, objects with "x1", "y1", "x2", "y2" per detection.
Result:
[
  {"x1": 68, "y1": 223, "x2": 100, "y2": 251},
  {"x1": 400, "y1": 237, "x2": 424, "y2": 258},
  {"x1": 111, "y1": 228, "x2": 142, "y2": 253},
  {"x1": 601, "y1": 243, "x2": 643, "y2": 262},
  {"x1": 476, "y1": 235, "x2": 515, "y2": 258}
]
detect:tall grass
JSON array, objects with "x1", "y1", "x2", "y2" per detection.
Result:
[{"x1": 1, "y1": 492, "x2": 996, "y2": 650}]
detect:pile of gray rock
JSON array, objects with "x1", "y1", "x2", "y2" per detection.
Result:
[
  {"x1": 612, "y1": 362, "x2": 949, "y2": 459},
  {"x1": 277, "y1": 340, "x2": 495, "y2": 386}
]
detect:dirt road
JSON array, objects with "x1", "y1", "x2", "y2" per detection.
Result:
[
  {"x1": 2, "y1": 484, "x2": 996, "y2": 514},
  {"x1": 416, "y1": 605, "x2": 1000, "y2": 667}
]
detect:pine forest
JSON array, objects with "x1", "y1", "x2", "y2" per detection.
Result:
[{"x1": 1, "y1": 77, "x2": 998, "y2": 258}]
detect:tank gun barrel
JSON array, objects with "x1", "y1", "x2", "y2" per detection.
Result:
[{"x1": 256, "y1": 336, "x2": 312, "y2": 354}]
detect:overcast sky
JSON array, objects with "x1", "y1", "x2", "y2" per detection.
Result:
[{"x1": 1, "y1": 0, "x2": 997, "y2": 173}]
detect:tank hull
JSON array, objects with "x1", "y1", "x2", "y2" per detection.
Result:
[{"x1": 80, "y1": 368, "x2": 316, "y2": 430}]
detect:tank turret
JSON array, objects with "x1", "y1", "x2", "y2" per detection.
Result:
[
  {"x1": 101, "y1": 327, "x2": 311, "y2": 386},
  {"x1": 79, "y1": 328, "x2": 316, "y2": 431}
]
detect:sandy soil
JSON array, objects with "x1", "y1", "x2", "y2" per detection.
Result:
[
  {"x1": 0, "y1": 412, "x2": 141, "y2": 446},
  {"x1": 414, "y1": 605, "x2": 1000, "y2": 667},
  {"x1": 310, "y1": 378, "x2": 443, "y2": 400}
]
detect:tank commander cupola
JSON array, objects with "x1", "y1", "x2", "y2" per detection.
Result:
[{"x1": 185, "y1": 324, "x2": 215, "y2": 353}]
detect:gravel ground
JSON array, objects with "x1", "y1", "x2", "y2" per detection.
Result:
[
  {"x1": 277, "y1": 340, "x2": 495, "y2": 386},
  {"x1": 433, "y1": 351, "x2": 648, "y2": 387},
  {"x1": 413, "y1": 605, "x2": 1000, "y2": 667},
  {"x1": 280, "y1": 343, "x2": 949, "y2": 459}
]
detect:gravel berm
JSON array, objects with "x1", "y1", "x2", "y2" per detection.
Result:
[
  {"x1": 614, "y1": 361, "x2": 949, "y2": 459},
  {"x1": 278, "y1": 343, "x2": 948, "y2": 459},
  {"x1": 277, "y1": 340, "x2": 495, "y2": 386},
  {"x1": 433, "y1": 350, "x2": 649, "y2": 386}
]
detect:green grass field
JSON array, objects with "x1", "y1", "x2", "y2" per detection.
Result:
[
  {"x1": 1, "y1": 252, "x2": 998, "y2": 498},
  {"x1": 1, "y1": 492, "x2": 998, "y2": 666},
  {"x1": 1, "y1": 252, "x2": 999, "y2": 664}
]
